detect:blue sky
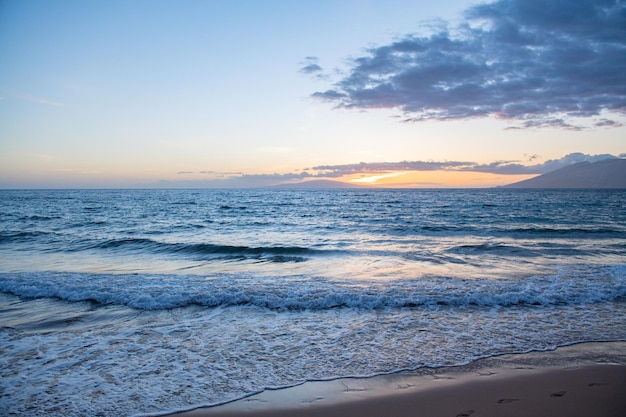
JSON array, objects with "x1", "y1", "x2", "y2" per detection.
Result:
[{"x1": 1, "y1": 0, "x2": 624, "y2": 188}]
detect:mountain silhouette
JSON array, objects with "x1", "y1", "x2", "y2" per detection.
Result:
[{"x1": 503, "y1": 158, "x2": 626, "y2": 188}]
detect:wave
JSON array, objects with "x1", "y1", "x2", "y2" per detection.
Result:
[
  {"x1": 385, "y1": 224, "x2": 626, "y2": 239},
  {"x1": 509, "y1": 227, "x2": 626, "y2": 238},
  {"x1": 0, "y1": 230, "x2": 53, "y2": 243},
  {"x1": 443, "y1": 242, "x2": 595, "y2": 258},
  {"x1": 69, "y1": 237, "x2": 326, "y2": 262},
  {"x1": 19, "y1": 215, "x2": 61, "y2": 221},
  {"x1": 446, "y1": 243, "x2": 539, "y2": 257},
  {"x1": 1, "y1": 264, "x2": 624, "y2": 311}
]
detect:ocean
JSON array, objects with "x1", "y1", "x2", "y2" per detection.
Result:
[{"x1": 1, "y1": 188, "x2": 625, "y2": 416}]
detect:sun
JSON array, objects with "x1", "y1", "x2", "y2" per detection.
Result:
[{"x1": 351, "y1": 172, "x2": 405, "y2": 184}]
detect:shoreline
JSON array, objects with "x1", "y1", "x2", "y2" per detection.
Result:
[{"x1": 164, "y1": 341, "x2": 626, "y2": 417}]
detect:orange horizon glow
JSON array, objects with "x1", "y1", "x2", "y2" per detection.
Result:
[{"x1": 344, "y1": 170, "x2": 538, "y2": 188}]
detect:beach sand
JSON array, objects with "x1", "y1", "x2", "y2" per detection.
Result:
[{"x1": 168, "y1": 342, "x2": 626, "y2": 417}]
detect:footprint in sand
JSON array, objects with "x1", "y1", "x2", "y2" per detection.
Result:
[
  {"x1": 302, "y1": 397, "x2": 324, "y2": 404},
  {"x1": 455, "y1": 409, "x2": 475, "y2": 417},
  {"x1": 497, "y1": 398, "x2": 519, "y2": 404},
  {"x1": 550, "y1": 391, "x2": 567, "y2": 397},
  {"x1": 340, "y1": 383, "x2": 367, "y2": 393},
  {"x1": 589, "y1": 382, "x2": 609, "y2": 387}
]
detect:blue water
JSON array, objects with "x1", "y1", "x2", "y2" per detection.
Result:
[{"x1": 1, "y1": 189, "x2": 625, "y2": 416}]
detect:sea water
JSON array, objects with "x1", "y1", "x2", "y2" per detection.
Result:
[{"x1": 0, "y1": 188, "x2": 625, "y2": 416}]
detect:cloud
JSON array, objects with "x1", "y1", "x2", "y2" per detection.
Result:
[
  {"x1": 313, "y1": 160, "x2": 474, "y2": 177},
  {"x1": 594, "y1": 118, "x2": 623, "y2": 128},
  {"x1": 312, "y1": 153, "x2": 621, "y2": 176},
  {"x1": 199, "y1": 170, "x2": 244, "y2": 176},
  {"x1": 519, "y1": 152, "x2": 621, "y2": 173},
  {"x1": 176, "y1": 170, "x2": 244, "y2": 176},
  {"x1": 311, "y1": 0, "x2": 626, "y2": 128},
  {"x1": 166, "y1": 153, "x2": 621, "y2": 187},
  {"x1": 299, "y1": 56, "x2": 330, "y2": 80},
  {"x1": 300, "y1": 56, "x2": 323, "y2": 74}
]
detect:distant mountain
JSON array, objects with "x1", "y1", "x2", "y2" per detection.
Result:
[
  {"x1": 273, "y1": 179, "x2": 364, "y2": 189},
  {"x1": 502, "y1": 158, "x2": 626, "y2": 189}
]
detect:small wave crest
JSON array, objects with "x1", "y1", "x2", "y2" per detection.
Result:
[
  {"x1": 510, "y1": 227, "x2": 626, "y2": 238},
  {"x1": 446, "y1": 243, "x2": 538, "y2": 257},
  {"x1": 0, "y1": 230, "x2": 52, "y2": 243},
  {"x1": 1, "y1": 264, "x2": 624, "y2": 311}
]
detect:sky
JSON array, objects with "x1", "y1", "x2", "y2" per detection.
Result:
[{"x1": 1, "y1": 0, "x2": 624, "y2": 188}]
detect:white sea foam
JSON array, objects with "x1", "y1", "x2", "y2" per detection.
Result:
[
  {"x1": 1, "y1": 290, "x2": 626, "y2": 417},
  {"x1": 0, "y1": 264, "x2": 624, "y2": 311}
]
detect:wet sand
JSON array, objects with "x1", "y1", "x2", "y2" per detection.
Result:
[{"x1": 167, "y1": 342, "x2": 626, "y2": 417}]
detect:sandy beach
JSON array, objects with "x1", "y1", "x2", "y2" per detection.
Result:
[{"x1": 169, "y1": 342, "x2": 626, "y2": 417}]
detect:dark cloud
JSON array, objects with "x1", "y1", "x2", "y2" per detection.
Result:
[
  {"x1": 311, "y1": 0, "x2": 626, "y2": 128},
  {"x1": 594, "y1": 119, "x2": 623, "y2": 128},
  {"x1": 300, "y1": 63, "x2": 323, "y2": 74},
  {"x1": 313, "y1": 160, "x2": 473, "y2": 177}
]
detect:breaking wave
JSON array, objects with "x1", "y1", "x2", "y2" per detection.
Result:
[{"x1": 1, "y1": 264, "x2": 624, "y2": 311}]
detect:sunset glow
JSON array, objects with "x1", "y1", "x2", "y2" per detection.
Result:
[{"x1": 346, "y1": 171, "x2": 538, "y2": 188}]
